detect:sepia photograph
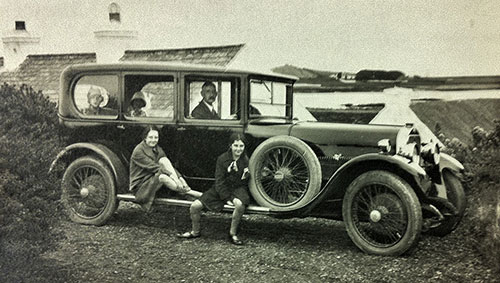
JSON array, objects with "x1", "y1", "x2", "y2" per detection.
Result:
[{"x1": 0, "y1": 0, "x2": 499, "y2": 282}]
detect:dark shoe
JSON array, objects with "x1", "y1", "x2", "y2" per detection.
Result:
[
  {"x1": 176, "y1": 231, "x2": 201, "y2": 239},
  {"x1": 229, "y1": 234, "x2": 244, "y2": 245}
]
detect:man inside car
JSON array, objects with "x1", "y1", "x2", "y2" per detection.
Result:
[{"x1": 191, "y1": 81, "x2": 220, "y2": 119}]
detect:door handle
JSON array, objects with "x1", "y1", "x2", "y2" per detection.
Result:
[
  {"x1": 177, "y1": 127, "x2": 186, "y2": 131},
  {"x1": 117, "y1": 125, "x2": 125, "y2": 130}
]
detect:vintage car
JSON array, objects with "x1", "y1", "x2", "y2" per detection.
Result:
[{"x1": 50, "y1": 62, "x2": 466, "y2": 256}]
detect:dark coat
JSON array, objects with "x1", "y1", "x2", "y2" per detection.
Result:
[
  {"x1": 214, "y1": 151, "x2": 249, "y2": 199},
  {"x1": 200, "y1": 151, "x2": 250, "y2": 211},
  {"x1": 191, "y1": 101, "x2": 220, "y2": 119},
  {"x1": 129, "y1": 141, "x2": 166, "y2": 192},
  {"x1": 128, "y1": 91, "x2": 147, "y2": 117}
]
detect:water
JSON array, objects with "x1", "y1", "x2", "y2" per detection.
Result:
[
  {"x1": 293, "y1": 87, "x2": 500, "y2": 144},
  {"x1": 295, "y1": 88, "x2": 500, "y2": 109}
]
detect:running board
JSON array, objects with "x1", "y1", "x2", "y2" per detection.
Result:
[{"x1": 116, "y1": 194, "x2": 271, "y2": 214}]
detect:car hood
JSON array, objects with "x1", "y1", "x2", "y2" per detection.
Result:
[{"x1": 289, "y1": 121, "x2": 401, "y2": 147}]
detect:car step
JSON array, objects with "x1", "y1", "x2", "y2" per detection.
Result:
[{"x1": 116, "y1": 193, "x2": 271, "y2": 215}]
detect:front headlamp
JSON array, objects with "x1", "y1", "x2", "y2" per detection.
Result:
[
  {"x1": 398, "y1": 142, "x2": 420, "y2": 164},
  {"x1": 421, "y1": 141, "x2": 440, "y2": 165},
  {"x1": 378, "y1": 139, "x2": 392, "y2": 153}
]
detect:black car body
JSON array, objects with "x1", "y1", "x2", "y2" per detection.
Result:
[{"x1": 51, "y1": 62, "x2": 466, "y2": 255}]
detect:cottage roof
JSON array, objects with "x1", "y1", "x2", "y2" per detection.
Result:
[
  {"x1": 0, "y1": 44, "x2": 245, "y2": 102},
  {"x1": 0, "y1": 53, "x2": 96, "y2": 101},
  {"x1": 120, "y1": 44, "x2": 244, "y2": 66}
]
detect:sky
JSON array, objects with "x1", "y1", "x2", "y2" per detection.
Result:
[{"x1": 1, "y1": 0, "x2": 499, "y2": 76}]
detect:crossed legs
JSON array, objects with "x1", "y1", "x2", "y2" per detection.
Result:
[
  {"x1": 158, "y1": 157, "x2": 202, "y2": 198},
  {"x1": 135, "y1": 159, "x2": 202, "y2": 212},
  {"x1": 158, "y1": 174, "x2": 202, "y2": 198}
]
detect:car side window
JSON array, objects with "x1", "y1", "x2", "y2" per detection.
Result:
[
  {"x1": 74, "y1": 75, "x2": 119, "y2": 117},
  {"x1": 249, "y1": 79, "x2": 292, "y2": 119},
  {"x1": 124, "y1": 75, "x2": 175, "y2": 119},
  {"x1": 185, "y1": 77, "x2": 240, "y2": 120}
]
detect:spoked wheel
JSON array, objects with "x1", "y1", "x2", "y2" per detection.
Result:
[
  {"x1": 343, "y1": 170, "x2": 422, "y2": 256},
  {"x1": 61, "y1": 156, "x2": 117, "y2": 225},
  {"x1": 249, "y1": 136, "x2": 321, "y2": 211}
]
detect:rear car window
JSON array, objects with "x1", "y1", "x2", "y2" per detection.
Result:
[{"x1": 74, "y1": 75, "x2": 119, "y2": 118}]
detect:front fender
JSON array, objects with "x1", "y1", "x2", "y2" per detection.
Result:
[
  {"x1": 325, "y1": 153, "x2": 427, "y2": 196},
  {"x1": 301, "y1": 153, "x2": 428, "y2": 216},
  {"x1": 336, "y1": 153, "x2": 426, "y2": 179},
  {"x1": 430, "y1": 153, "x2": 465, "y2": 199},
  {"x1": 439, "y1": 153, "x2": 464, "y2": 173},
  {"x1": 49, "y1": 142, "x2": 129, "y2": 193}
]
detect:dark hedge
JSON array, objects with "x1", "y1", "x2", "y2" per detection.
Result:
[
  {"x1": 0, "y1": 83, "x2": 68, "y2": 281},
  {"x1": 440, "y1": 120, "x2": 500, "y2": 273}
]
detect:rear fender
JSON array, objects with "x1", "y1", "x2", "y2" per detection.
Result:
[{"x1": 49, "y1": 142, "x2": 129, "y2": 194}]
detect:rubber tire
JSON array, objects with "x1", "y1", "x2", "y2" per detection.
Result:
[
  {"x1": 342, "y1": 170, "x2": 422, "y2": 256},
  {"x1": 427, "y1": 171, "x2": 466, "y2": 236},
  {"x1": 61, "y1": 156, "x2": 117, "y2": 226},
  {"x1": 249, "y1": 136, "x2": 322, "y2": 211}
]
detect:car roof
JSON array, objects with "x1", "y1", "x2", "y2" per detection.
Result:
[{"x1": 62, "y1": 61, "x2": 298, "y2": 81}]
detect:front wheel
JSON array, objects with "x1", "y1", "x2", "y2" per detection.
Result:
[
  {"x1": 342, "y1": 171, "x2": 422, "y2": 256},
  {"x1": 61, "y1": 156, "x2": 117, "y2": 225}
]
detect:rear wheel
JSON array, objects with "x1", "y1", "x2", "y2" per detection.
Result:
[
  {"x1": 428, "y1": 171, "x2": 466, "y2": 236},
  {"x1": 342, "y1": 170, "x2": 422, "y2": 256},
  {"x1": 249, "y1": 136, "x2": 321, "y2": 211},
  {"x1": 61, "y1": 156, "x2": 117, "y2": 225}
]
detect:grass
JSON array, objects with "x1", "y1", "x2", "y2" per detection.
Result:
[{"x1": 410, "y1": 99, "x2": 500, "y2": 145}]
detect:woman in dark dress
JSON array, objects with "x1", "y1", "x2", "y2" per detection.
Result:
[
  {"x1": 177, "y1": 133, "x2": 250, "y2": 245},
  {"x1": 130, "y1": 125, "x2": 202, "y2": 212}
]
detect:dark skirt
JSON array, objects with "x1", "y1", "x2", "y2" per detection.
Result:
[
  {"x1": 132, "y1": 172, "x2": 162, "y2": 203},
  {"x1": 200, "y1": 186, "x2": 250, "y2": 212}
]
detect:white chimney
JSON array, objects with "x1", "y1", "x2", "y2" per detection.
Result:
[
  {"x1": 94, "y1": 3, "x2": 137, "y2": 63},
  {"x1": 1, "y1": 21, "x2": 40, "y2": 71}
]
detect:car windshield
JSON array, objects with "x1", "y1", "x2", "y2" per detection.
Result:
[{"x1": 250, "y1": 79, "x2": 292, "y2": 119}]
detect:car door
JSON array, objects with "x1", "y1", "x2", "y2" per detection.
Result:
[
  {"x1": 118, "y1": 72, "x2": 179, "y2": 162},
  {"x1": 174, "y1": 73, "x2": 244, "y2": 190}
]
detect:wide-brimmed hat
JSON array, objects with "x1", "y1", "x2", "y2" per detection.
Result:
[
  {"x1": 87, "y1": 87, "x2": 104, "y2": 102},
  {"x1": 131, "y1": 91, "x2": 146, "y2": 108}
]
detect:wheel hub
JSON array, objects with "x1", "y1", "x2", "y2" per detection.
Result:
[
  {"x1": 80, "y1": 187, "x2": 90, "y2": 198},
  {"x1": 274, "y1": 168, "x2": 291, "y2": 182},
  {"x1": 274, "y1": 171, "x2": 284, "y2": 181},
  {"x1": 370, "y1": 210, "x2": 382, "y2": 222}
]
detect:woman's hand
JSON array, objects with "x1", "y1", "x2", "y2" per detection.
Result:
[
  {"x1": 241, "y1": 167, "x2": 249, "y2": 180},
  {"x1": 227, "y1": 161, "x2": 238, "y2": 173},
  {"x1": 174, "y1": 178, "x2": 184, "y2": 189}
]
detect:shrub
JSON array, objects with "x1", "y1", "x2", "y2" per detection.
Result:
[
  {"x1": 441, "y1": 120, "x2": 500, "y2": 273},
  {"x1": 355, "y1": 69, "x2": 405, "y2": 81},
  {"x1": 0, "y1": 84, "x2": 68, "y2": 280}
]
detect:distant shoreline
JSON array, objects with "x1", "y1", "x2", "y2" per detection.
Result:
[
  {"x1": 294, "y1": 83, "x2": 500, "y2": 93},
  {"x1": 276, "y1": 65, "x2": 500, "y2": 92}
]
